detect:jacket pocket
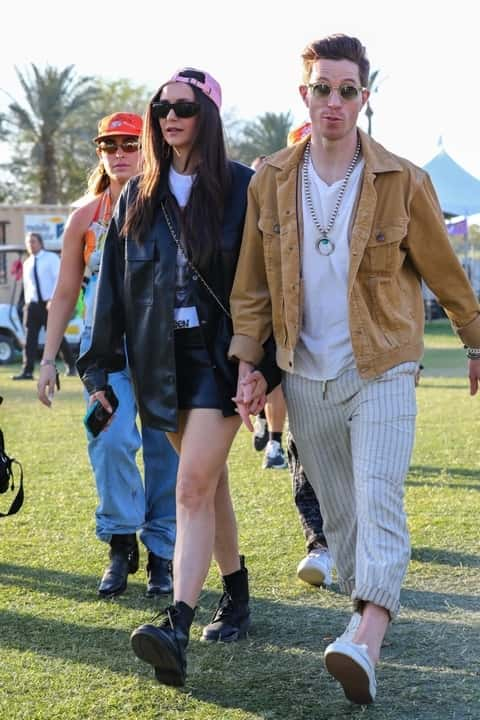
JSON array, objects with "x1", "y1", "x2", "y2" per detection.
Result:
[
  {"x1": 258, "y1": 211, "x2": 281, "y2": 272},
  {"x1": 126, "y1": 242, "x2": 154, "y2": 306},
  {"x1": 368, "y1": 275, "x2": 410, "y2": 335},
  {"x1": 364, "y1": 222, "x2": 407, "y2": 274}
]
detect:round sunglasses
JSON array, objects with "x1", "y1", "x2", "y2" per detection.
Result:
[
  {"x1": 151, "y1": 100, "x2": 200, "y2": 119},
  {"x1": 308, "y1": 82, "x2": 365, "y2": 101}
]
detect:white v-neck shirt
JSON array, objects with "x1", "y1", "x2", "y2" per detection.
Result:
[{"x1": 294, "y1": 156, "x2": 364, "y2": 380}]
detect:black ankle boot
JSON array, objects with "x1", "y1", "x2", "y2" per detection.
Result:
[
  {"x1": 98, "y1": 533, "x2": 139, "y2": 598},
  {"x1": 201, "y1": 555, "x2": 251, "y2": 642},
  {"x1": 146, "y1": 552, "x2": 173, "y2": 597},
  {"x1": 130, "y1": 601, "x2": 194, "y2": 687}
]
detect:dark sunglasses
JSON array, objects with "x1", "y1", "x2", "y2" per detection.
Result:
[
  {"x1": 308, "y1": 82, "x2": 365, "y2": 101},
  {"x1": 151, "y1": 100, "x2": 200, "y2": 119},
  {"x1": 97, "y1": 139, "x2": 141, "y2": 154}
]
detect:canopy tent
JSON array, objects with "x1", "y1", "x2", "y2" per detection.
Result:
[{"x1": 423, "y1": 149, "x2": 480, "y2": 217}]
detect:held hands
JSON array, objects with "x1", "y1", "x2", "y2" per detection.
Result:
[
  {"x1": 468, "y1": 358, "x2": 480, "y2": 395},
  {"x1": 233, "y1": 360, "x2": 268, "y2": 431}
]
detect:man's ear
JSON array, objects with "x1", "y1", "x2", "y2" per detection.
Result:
[
  {"x1": 299, "y1": 84, "x2": 309, "y2": 107},
  {"x1": 360, "y1": 88, "x2": 370, "y2": 110}
]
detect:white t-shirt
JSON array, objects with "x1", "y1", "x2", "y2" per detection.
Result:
[
  {"x1": 168, "y1": 166, "x2": 200, "y2": 330},
  {"x1": 294, "y1": 156, "x2": 364, "y2": 380}
]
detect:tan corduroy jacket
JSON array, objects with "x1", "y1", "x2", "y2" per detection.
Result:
[{"x1": 229, "y1": 129, "x2": 480, "y2": 379}]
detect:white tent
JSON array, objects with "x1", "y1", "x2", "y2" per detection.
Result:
[{"x1": 423, "y1": 149, "x2": 480, "y2": 217}]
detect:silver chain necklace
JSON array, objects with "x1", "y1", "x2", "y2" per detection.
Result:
[{"x1": 303, "y1": 138, "x2": 361, "y2": 256}]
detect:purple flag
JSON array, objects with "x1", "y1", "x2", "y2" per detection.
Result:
[{"x1": 446, "y1": 219, "x2": 468, "y2": 235}]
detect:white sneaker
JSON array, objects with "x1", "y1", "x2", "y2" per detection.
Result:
[
  {"x1": 338, "y1": 612, "x2": 362, "y2": 642},
  {"x1": 324, "y1": 638, "x2": 377, "y2": 704},
  {"x1": 262, "y1": 440, "x2": 288, "y2": 469},
  {"x1": 296, "y1": 547, "x2": 334, "y2": 586}
]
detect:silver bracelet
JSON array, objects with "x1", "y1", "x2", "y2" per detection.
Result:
[
  {"x1": 466, "y1": 347, "x2": 480, "y2": 359},
  {"x1": 40, "y1": 359, "x2": 57, "y2": 367}
]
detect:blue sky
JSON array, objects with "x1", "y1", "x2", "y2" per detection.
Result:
[{"x1": 2, "y1": 0, "x2": 480, "y2": 179}]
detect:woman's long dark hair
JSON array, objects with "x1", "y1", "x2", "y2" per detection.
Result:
[{"x1": 123, "y1": 75, "x2": 231, "y2": 273}]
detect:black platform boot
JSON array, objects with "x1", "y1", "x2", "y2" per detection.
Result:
[
  {"x1": 98, "y1": 533, "x2": 139, "y2": 598},
  {"x1": 201, "y1": 555, "x2": 251, "y2": 642},
  {"x1": 130, "y1": 601, "x2": 194, "y2": 687}
]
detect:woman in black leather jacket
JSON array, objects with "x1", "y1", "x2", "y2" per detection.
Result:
[{"x1": 78, "y1": 67, "x2": 279, "y2": 687}]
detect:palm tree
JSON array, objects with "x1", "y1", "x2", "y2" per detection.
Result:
[
  {"x1": 365, "y1": 69, "x2": 380, "y2": 137},
  {"x1": 233, "y1": 111, "x2": 293, "y2": 165},
  {"x1": 5, "y1": 64, "x2": 99, "y2": 203}
]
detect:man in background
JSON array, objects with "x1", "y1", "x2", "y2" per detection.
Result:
[{"x1": 13, "y1": 232, "x2": 76, "y2": 380}]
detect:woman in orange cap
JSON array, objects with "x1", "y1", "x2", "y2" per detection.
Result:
[{"x1": 38, "y1": 113, "x2": 178, "y2": 600}]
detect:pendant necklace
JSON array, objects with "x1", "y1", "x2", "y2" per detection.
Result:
[{"x1": 303, "y1": 138, "x2": 361, "y2": 256}]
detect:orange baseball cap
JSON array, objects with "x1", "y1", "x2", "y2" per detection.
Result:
[{"x1": 94, "y1": 112, "x2": 143, "y2": 142}]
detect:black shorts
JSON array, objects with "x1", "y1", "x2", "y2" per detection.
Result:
[{"x1": 174, "y1": 327, "x2": 223, "y2": 411}]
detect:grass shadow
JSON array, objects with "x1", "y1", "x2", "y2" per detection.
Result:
[
  {"x1": 410, "y1": 546, "x2": 480, "y2": 569},
  {"x1": 0, "y1": 562, "x2": 172, "y2": 610},
  {"x1": 407, "y1": 465, "x2": 480, "y2": 492}
]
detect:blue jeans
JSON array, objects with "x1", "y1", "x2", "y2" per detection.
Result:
[{"x1": 80, "y1": 326, "x2": 178, "y2": 558}]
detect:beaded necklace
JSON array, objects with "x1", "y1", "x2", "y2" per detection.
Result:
[{"x1": 303, "y1": 138, "x2": 361, "y2": 256}]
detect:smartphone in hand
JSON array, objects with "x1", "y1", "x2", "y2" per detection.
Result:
[{"x1": 83, "y1": 385, "x2": 119, "y2": 437}]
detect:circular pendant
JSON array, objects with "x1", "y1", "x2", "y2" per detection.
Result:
[{"x1": 315, "y1": 236, "x2": 335, "y2": 256}]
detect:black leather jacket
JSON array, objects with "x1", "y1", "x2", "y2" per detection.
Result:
[{"x1": 77, "y1": 160, "x2": 281, "y2": 431}]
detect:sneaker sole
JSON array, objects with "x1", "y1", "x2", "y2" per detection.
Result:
[
  {"x1": 324, "y1": 649, "x2": 374, "y2": 705},
  {"x1": 297, "y1": 565, "x2": 328, "y2": 586},
  {"x1": 130, "y1": 626, "x2": 185, "y2": 686},
  {"x1": 263, "y1": 462, "x2": 288, "y2": 470}
]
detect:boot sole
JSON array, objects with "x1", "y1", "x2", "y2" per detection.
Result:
[
  {"x1": 98, "y1": 581, "x2": 127, "y2": 598},
  {"x1": 145, "y1": 586, "x2": 173, "y2": 599},
  {"x1": 130, "y1": 625, "x2": 185, "y2": 686},
  {"x1": 201, "y1": 617, "x2": 251, "y2": 643}
]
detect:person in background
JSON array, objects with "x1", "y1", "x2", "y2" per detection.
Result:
[
  {"x1": 38, "y1": 112, "x2": 178, "y2": 600},
  {"x1": 77, "y1": 69, "x2": 280, "y2": 688},
  {"x1": 287, "y1": 431, "x2": 334, "y2": 586},
  {"x1": 230, "y1": 33, "x2": 480, "y2": 705},
  {"x1": 249, "y1": 156, "x2": 288, "y2": 470},
  {"x1": 13, "y1": 232, "x2": 76, "y2": 380}
]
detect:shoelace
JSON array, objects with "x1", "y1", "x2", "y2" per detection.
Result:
[
  {"x1": 151, "y1": 604, "x2": 177, "y2": 627},
  {"x1": 212, "y1": 592, "x2": 235, "y2": 621}
]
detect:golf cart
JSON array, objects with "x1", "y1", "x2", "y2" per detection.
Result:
[{"x1": 0, "y1": 244, "x2": 84, "y2": 364}]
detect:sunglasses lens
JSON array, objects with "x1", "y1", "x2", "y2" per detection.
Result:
[
  {"x1": 152, "y1": 102, "x2": 170, "y2": 119},
  {"x1": 175, "y1": 102, "x2": 200, "y2": 118},
  {"x1": 340, "y1": 85, "x2": 359, "y2": 100},
  {"x1": 122, "y1": 141, "x2": 140, "y2": 153},
  {"x1": 312, "y1": 83, "x2": 331, "y2": 98},
  {"x1": 98, "y1": 143, "x2": 116, "y2": 154}
]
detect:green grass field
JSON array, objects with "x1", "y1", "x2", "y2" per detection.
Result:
[{"x1": 0, "y1": 320, "x2": 479, "y2": 720}]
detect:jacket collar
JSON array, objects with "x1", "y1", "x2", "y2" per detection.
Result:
[{"x1": 265, "y1": 126, "x2": 403, "y2": 175}]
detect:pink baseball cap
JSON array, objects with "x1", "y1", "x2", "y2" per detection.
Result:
[{"x1": 168, "y1": 68, "x2": 222, "y2": 111}]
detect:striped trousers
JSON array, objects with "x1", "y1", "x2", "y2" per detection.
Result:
[{"x1": 283, "y1": 362, "x2": 417, "y2": 617}]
